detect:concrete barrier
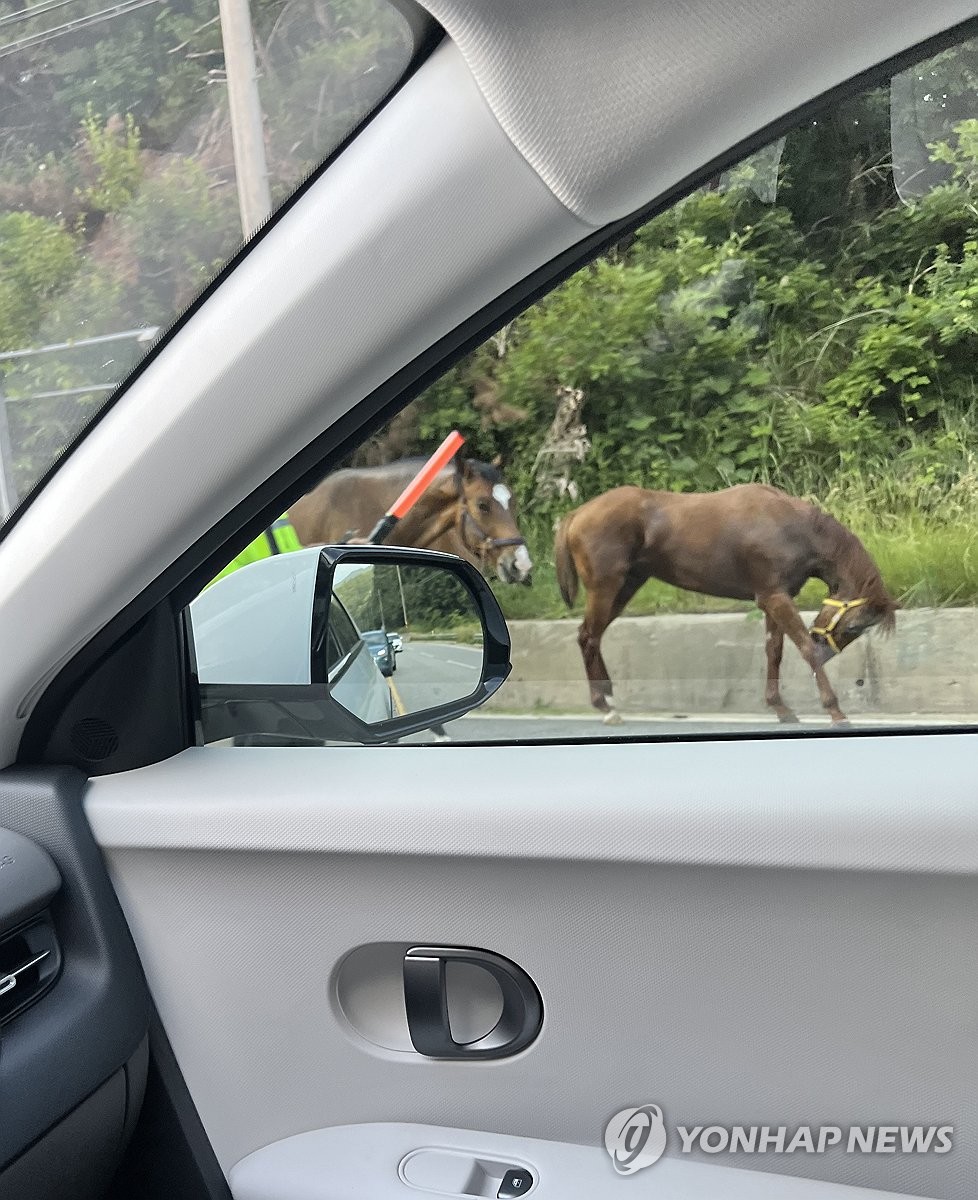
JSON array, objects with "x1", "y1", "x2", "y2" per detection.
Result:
[{"x1": 486, "y1": 608, "x2": 978, "y2": 717}]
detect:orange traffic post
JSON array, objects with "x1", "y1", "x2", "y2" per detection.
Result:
[{"x1": 366, "y1": 430, "x2": 465, "y2": 544}]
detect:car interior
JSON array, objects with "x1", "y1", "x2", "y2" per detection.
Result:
[{"x1": 2, "y1": 2, "x2": 978, "y2": 1199}]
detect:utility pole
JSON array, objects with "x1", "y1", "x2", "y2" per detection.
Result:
[
  {"x1": 396, "y1": 565, "x2": 408, "y2": 627},
  {"x1": 217, "y1": 0, "x2": 271, "y2": 239},
  {"x1": 0, "y1": 383, "x2": 17, "y2": 521}
]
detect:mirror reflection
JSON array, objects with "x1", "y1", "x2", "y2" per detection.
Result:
[{"x1": 328, "y1": 563, "x2": 485, "y2": 725}]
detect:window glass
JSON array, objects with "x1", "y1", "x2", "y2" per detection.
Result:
[
  {"x1": 326, "y1": 595, "x2": 362, "y2": 676},
  {"x1": 0, "y1": 0, "x2": 413, "y2": 521},
  {"x1": 203, "y1": 32, "x2": 978, "y2": 745}
]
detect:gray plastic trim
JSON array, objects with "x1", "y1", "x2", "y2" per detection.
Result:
[
  {"x1": 228, "y1": 1123, "x2": 932, "y2": 1200},
  {"x1": 88, "y1": 737, "x2": 978, "y2": 875},
  {"x1": 0, "y1": 828, "x2": 61, "y2": 933},
  {"x1": 420, "y1": 0, "x2": 978, "y2": 225},
  {"x1": 0, "y1": 766, "x2": 150, "y2": 1173},
  {"x1": 0, "y1": 1070, "x2": 128, "y2": 1200}
]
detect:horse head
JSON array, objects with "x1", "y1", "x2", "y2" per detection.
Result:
[
  {"x1": 453, "y1": 458, "x2": 533, "y2": 586},
  {"x1": 810, "y1": 592, "x2": 897, "y2": 667}
]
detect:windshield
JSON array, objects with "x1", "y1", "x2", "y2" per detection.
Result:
[{"x1": 0, "y1": 0, "x2": 413, "y2": 522}]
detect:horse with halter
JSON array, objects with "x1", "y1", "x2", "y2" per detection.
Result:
[
  {"x1": 554, "y1": 482, "x2": 897, "y2": 725},
  {"x1": 289, "y1": 457, "x2": 533, "y2": 585}
]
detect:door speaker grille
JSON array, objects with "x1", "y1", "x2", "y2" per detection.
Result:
[{"x1": 69, "y1": 717, "x2": 120, "y2": 762}]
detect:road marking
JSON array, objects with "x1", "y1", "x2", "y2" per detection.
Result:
[
  {"x1": 388, "y1": 677, "x2": 407, "y2": 716},
  {"x1": 411, "y1": 643, "x2": 482, "y2": 657},
  {"x1": 453, "y1": 710, "x2": 974, "y2": 726}
]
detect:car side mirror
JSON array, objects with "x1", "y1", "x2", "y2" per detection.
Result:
[{"x1": 187, "y1": 545, "x2": 511, "y2": 745}]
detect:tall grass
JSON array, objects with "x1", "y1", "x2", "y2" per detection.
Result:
[
  {"x1": 861, "y1": 521, "x2": 978, "y2": 606},
  {"x1": 819, "y1": 426, "x2": 978, "y2": 607}
]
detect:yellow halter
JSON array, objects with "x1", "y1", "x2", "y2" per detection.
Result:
[{"x1": 811, "y1": 596, "x2": 869, "y2": 655}]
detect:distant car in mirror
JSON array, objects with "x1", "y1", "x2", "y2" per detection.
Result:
[
  {"x1": 325, "y1": 598, "x2": 394, "y2": 727},
  {"x1": 360, "y1": 628, "x2": 397, "y2": 677}
]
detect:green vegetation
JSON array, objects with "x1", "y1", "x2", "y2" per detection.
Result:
[
  {"x1": 0, "y1": 0, "x2": 410, "y2": 497},
  {"x1": 359, "y1": 40, "x2": 978, "y2": 619},
  {"x1": 335, "y1": 563, "x2": 479, "y2": 634}
]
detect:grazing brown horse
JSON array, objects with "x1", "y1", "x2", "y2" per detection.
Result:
[
  {"x1": 554, "y1": 483, "x2": 897, "y2": 725},
  {"x1": 290, "y1": 457, "x2": 533, "y2": 584}
]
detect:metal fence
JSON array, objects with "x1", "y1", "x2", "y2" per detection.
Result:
[{"x1": 0, "y1": 327, "x2": 159, "y2": 520}]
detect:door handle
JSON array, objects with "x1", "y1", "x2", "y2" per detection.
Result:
[{"x1": 403, "y1": 946, "x2": 543, "y2": 1060}]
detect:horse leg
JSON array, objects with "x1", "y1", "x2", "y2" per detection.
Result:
[
  {"x1": 763, "y1": 613, "x2": 799, "y2": 723},
  {"x1": 578, "y1": 575, "x2": 643, "y2": 724},
  {"x1": 758, "y1": 592, "x2": 847, "y2": 725},
  {"x1": 577, "y1": 598, "x2": 614, "y2": 717}
]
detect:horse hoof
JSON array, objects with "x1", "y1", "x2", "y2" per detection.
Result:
[
  {"x1": 602, "y1": 710, "x2": 623, "y2": 726},
  {"x1": 432, "y1": 732, "x2": 452, "y2": 743},
  {"x1": 777, "y1": 712, "x2": 801, "y2": 725},
  {"x1": 831, "y1": 719, "x2": 851, "y2": 730}
]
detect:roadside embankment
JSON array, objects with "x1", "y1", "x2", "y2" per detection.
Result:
[{"x1": 486, "y1": 609, "x2": 977, "y2": 717}]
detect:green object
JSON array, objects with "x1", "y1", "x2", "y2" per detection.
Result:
[{"x1": 209, "y1": 518, "x2": 303, "y2": 586}]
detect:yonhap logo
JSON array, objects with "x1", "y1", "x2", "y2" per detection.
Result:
[
  {"x1": 603, "y1": 1103, "x2": 954, "y2": 1176},
  {"x1": 604, "y1": 1105, "x2": 668, "y2": 1175}
]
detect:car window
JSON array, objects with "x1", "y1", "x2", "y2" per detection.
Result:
[
  {"x1": 0, "y1": 0, "x2": 413, "y2": 524},
  {"x1": 325, "y1": 595, "x2": 363, "y2": 676},
  {"x1": 198, "y1": 30, "x2": 978, "y2": 746}
]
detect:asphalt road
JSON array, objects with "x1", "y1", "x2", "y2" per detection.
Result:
[
  {"x1": 387, "y1": 639, "x2": 968, "y2": 743},
  {"x1": 388, "y1": 639, "x2": 483, "y2": 716}
]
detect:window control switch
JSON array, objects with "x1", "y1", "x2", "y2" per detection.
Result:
[{"x1": 497, "y1": 1167, "x2": 534, "y2": 1199}]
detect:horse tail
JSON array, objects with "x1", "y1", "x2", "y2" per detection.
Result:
[{"x1": 554, "y1": 512, "x2": 579, "y2": 608}]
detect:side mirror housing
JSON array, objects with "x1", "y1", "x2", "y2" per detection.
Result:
[{"x1": 188, "y1": 545, "x2": 511, "y2": 745}]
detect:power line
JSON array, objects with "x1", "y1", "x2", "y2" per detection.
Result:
[
  {"x1": 0, "y1": 327, "x2": 160, "y2": 517},
  {"x1": 0, "y1": 327, "x2": 160, "y2": 362},
  {"x1": 0, "y1": 0, "x2": 160, "y2": 59},
  {"x1": 4, "y1": 384, "x2": 114, "y2": 400},
  {"x1": 0, "y1": 0, "x2": 88, "y2": 32}
]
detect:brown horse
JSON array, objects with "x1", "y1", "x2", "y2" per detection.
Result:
[
  {"x1": 554, "y1": 483, "x2": 896, "y2": 725},
  {"x1": 290, "y1": 457, "x2": 533, "y2": 584}
]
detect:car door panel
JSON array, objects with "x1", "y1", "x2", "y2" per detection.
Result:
[
  {"x1": 86, "y1": 740, "x2": 978, "y2": 1199},
  {"x1": 229, "y1": 1123, "x2": 933, "y2": 1200}
]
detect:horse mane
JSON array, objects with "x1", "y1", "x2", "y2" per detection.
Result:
[
  {"x1": 353, "y1": 457, "x2": 504, "y2": 485},
  {"x1": 460, "y1": 459, "x2": 505, "y2": 485},
  {"x1": 409, "y1": 456, "x2": 504, "y2": 485},
  {"x1": 809, "y1": 505, "x2": 897, "y2": 632}
]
